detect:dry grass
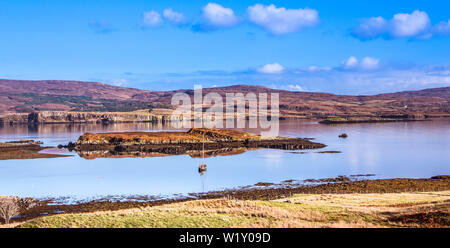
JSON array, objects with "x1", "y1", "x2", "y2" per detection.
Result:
[
  {"x1": 0, "y1": 222, "x2": 24, "y2": 228},
  {"x1": 282, "y1": 191, "x2": 450, "y2": 210},
  {"x1": 154, "y1": 198, "x2": 327, "y2": 224},
  {"x1": 15, "y1": 191, "x2": 450, "y2": 228},
  {"x1": 78, "y1": 128, "x2": 262, "y2": 144},
  {"x1": 279, "y1": 191, "x2": 450, "y2": 227}
]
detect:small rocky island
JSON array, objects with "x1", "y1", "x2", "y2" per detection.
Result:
[{"x1": 68, "y1": 128, "x2": 326, "y2": 159}]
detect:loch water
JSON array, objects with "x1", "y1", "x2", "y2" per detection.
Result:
[{"x1": 0, "y1": 119, "x2": 449, "y2": 202}]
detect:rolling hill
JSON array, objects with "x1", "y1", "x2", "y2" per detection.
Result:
[{"x1": 0, "y1": 79, "x2": 449, "y2": 120}]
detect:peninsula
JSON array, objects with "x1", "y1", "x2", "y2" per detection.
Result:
[{"x1": 0, "y1": 140, "x2": 70, "y2": 160}]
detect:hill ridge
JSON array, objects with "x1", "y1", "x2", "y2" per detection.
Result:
[{"x1": 0, "y1": 79, "x2": 449, "y2": 119}]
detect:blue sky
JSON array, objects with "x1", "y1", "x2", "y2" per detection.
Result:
[{"x1": 0, "y1": 0, "x2": 449, "y2": 94}]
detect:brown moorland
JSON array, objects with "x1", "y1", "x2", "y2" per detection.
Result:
[{"x1": 1, "y1": 80, "x2": 449, "y2": 122}]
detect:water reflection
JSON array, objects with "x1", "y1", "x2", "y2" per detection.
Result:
[
  {"x1": 0, "y1": 122, "x2": 172, "y2": 139},
  {"x1": 76, "y1": 147, "x2": 254, "y2": 160},
  {"x1": 0, "y1": 119, "x2": 449, "y2": 201}
]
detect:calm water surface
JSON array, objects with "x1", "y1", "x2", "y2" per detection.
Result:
[{"x1": 0, "y1": 120, "x2": 449, "y2": 201}]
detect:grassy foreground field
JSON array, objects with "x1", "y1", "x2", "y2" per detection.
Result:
[{"x1": 13, "y1": 191, "x2": 450, "y2": 228}]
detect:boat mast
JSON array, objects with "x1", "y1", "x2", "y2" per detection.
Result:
[{"x1": 202, "y1": 132, "x2": 205, "y2": 165}]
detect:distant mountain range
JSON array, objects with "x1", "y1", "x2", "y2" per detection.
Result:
[{"x1": 0, "y1": 79, "x2": 449, "y2": 119}]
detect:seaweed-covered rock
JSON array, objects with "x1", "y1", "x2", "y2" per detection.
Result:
[{"x1": 339, "y1": 133, "x2": 348, "y2": 138}]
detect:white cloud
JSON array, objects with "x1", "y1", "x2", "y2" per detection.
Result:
[
  {"x1": 306, "y1": 66, "x2": 332, "y2": 72},
  {"x1": 285, "y1": 84, "x2": 305, "y2": 91},
  {"x1": 163, "y1": 8, "x2": 186, "y2": 24},
  {"x1": 201, "y1": 3, "x2": 239, "y2": 28},
  {"x1": 360, "y1": 57, "x2": 380, "y2": 70},
  {"x1": 258, "y1": 63, "x2": 285, "y2": 74},
  {"x1": 342, "y1": 56, "x2": 359, "y2": 69},
  {"x1": 433, "y1": 20, "x2": 450, "y2": 36},
  {"x1": 247, "y1": 4, "x2": 319, "y2": 34},
  {"x1": 352, "y1": 10, "x2": 434, "y2": 40},
  {"x1": 142, "y1": 10, "x2": 162, "y2": 27},
  {"x1": 142, "y1": 64, "x2": 450, "y2": 95},
  {"x1": 390, "y1": 10, "x2": 430, "y2": 38},
  {"x1": 271, "y1": 84, "x2": 305, "y2": 92},
  {"x1": 351, "y1": 17, "x2": 388, "y2": 40},
  {"x1": 342, "y1": 56, "x2": 379, "y2": 70},
  {"x1": 110, "y1": 79, "x2": 128, "y2": 87}
]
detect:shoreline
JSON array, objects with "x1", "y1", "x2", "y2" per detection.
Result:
[
  {"x1": 0, "y1": 140, "x2": 70, "y2": 160},
  {"x1": 15, "y1": 190, "x2": 450, "y2": 228},
  {"x1": 8, "y1": 176, "x2": 449, "y2": 224},
  {"x1": 2, "y1": 111, "x2": 450, "y2": 126}
]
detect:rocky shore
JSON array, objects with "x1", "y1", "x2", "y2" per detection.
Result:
[
  {"x1": 0, "y1": 140, "x2": 69, "y2": 160},
  {"x1": 68, "y1": 128, "x2": 326, "y2": 158},
  {"x1": 6, "y1": 176, "x2": 449, "y2": 227}
]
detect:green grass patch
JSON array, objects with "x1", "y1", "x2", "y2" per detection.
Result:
[{"x1": 20, "y1": 209, "x2": 266, "y2": 228}]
